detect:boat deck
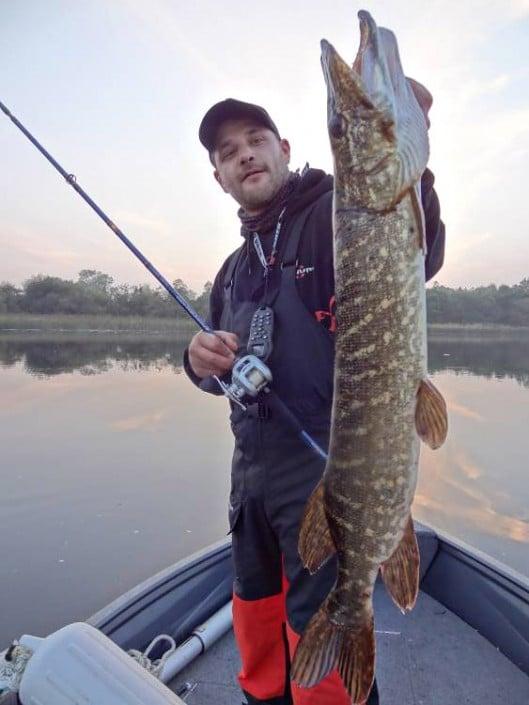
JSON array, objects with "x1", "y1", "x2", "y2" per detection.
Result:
[{"x1": 169, "y1": 581, "x2": 529, "y2": 704}]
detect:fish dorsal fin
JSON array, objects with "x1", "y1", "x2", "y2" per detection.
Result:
[
  {"x1": 415, "y1": 377, "x2": 448, "y2": 449},
  {"x1": 298, "y1": 480, "x2": 336, "y2": 574},
  {"x1": 380, "y1": 515, "x2": 419, "y2": 612}
]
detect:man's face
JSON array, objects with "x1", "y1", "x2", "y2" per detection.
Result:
[{"x1": 212, "y1": 118, "x2": 291, "y2": 214}]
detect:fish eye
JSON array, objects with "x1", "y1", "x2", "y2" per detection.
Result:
[{"x1": 329, "y1": 113, "x2": 346, "y2": 139}]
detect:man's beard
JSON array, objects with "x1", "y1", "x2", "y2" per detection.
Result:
[
  {"x1": 239, "y1": 172, "x2": 282, "y2": 213},
  {"x1": 238, "y1": 171, "x2": 300, "y2": 236}
]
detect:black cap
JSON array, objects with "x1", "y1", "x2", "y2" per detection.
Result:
[{"x1": 198, "y1": 98, "x2": 281, "y2": 155}]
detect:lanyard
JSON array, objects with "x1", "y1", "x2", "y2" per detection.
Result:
[{"x1": 252, "y1": 207, "x2": 286, "y2": 277}]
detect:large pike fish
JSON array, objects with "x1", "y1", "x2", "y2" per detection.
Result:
[{"x1": 290, "y1": 10, "x2": 448, "y2": 703}]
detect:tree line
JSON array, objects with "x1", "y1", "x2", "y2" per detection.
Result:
[
  {"x1": 1, "y1": 270, "x2": 529, "y2": 326},
  {"x1": 427, "y1": 279, "x2": 529, "y2": 327},
  {"x1": 0, "y1": 270, "x2": 211, "y2": 320}
]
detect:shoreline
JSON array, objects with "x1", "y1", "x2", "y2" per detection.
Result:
[
  {"x1": 0, "y1": 313, "x2": 197, "y2": 334},
  {"x1": 1, "y1": 314, "x2": 529, "y2": 337}
]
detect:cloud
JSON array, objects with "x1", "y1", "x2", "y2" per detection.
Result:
[
  {"x1": 455, "y1": 451, "x2": 482, "y2": 480},
  {"x1": 414, "y1": 489, "x2": 529, "y2": 543},
  {"x1": 110, "y1": 410, "x2": 165, "y2": 432},
  {"x1": 0, "y1": 227, "x2": 79, "y2": 281},
  {"x1": 511, "y1": 0, "x2": 529, "y2": 18},
  {"x1": 113, "y1": 210, "x2": 171, "y2": 236},
  {"x1": 458, "y1": 107, "x2": 529, "y2": 171},
  {"x1": 3, "y1": 0, "x2": 529, "y2": 290},
  {"x1": 416, "y1": 447, "x2": 529, "y2": 545},
  {"x1": 456, "y1": 73, "x2": 512, "y2": 103},
  {"x1": 446, "y1": 399, "x2": 485, "y2": 421},
  {"x1": 114, "y1": 0, "x2": 226, "y2": 83}
]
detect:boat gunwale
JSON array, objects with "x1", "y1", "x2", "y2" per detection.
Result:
[
  {"x1": 87, "y1": 523, "x2": 529, "y2": 679},
  {"x1": 89, "y1": 525, "x2": 529, "y2": 634},
  {"x1": 425, "y1": 525, "x2": 529, "y2": 595},
  {"x1": 88, "y1": 538, "x2": 232, "y2": 633}
]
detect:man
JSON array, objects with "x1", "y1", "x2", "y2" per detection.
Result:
[{"x1": 184, "y1": 98, "x2": 445, "y2": 704}]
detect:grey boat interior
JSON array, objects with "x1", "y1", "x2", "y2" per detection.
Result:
[{"x1": 88, "y1": 522, "x2": 529, "y2": 704}]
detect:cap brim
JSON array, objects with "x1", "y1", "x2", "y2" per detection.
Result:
[{"x1": 199, "y1": 99, "x2": 279, "y2": 153}]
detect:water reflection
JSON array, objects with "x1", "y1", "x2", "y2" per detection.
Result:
[
  {"x1": 428, "y1": 335, "x2": 529, "y2": 388},
  {"x1": 2, "y1": 331, "x2": 529, "y2": 384},
  {"x1": 0, "y1": 355, "x2": 232, "y2": 644},
  {"x1": 0, "y1": 330, "x2": 527, "y2": 645},
  {"x1": 0, "y1": 334, "x2": 188, "y2": 377},
  {"x1": 414, "y1": 362, "x2": 529, "y2": 576}
]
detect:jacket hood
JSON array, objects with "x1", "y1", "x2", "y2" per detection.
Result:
[{"x1": 288, "y1": 167, "x2": 333, "y2": 216}]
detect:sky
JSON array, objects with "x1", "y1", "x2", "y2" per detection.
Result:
[{"x1": 1, "y1": 0, "x2": 528, "y2": 294}]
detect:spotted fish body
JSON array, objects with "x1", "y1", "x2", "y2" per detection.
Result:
[{"x1": 291, "y1": 11, "x2": 448, "y2": 704}]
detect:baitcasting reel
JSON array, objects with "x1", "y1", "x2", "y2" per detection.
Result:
[
  {"x1": 221, "y1": 354, "x2": 272, "y2": 407},
  {"x1": 216, "y1": 305, "x2": 275, "y2": 408}
]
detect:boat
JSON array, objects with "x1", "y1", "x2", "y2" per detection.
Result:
[{"x1": 1, "y1": 521, "x2": 528, "y2": 704}]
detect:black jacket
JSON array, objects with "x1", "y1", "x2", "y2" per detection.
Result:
[{"x1": 184, "y1": 166, "x2": 445, "y2": 387}]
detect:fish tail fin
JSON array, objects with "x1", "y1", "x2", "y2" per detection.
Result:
[
  {"x1": 298, "y1": 480, "x2": 336, "y2": 574},
  {"x1": 337, "y1": 616, "x2": 376, "y2": 703},
  {"x1": 291, "y1": 600, "x2": 376, "y2": 704},
  {"x1": 415, "y1": 377, "x2": 448, "y2": 449},
  {"x1": 380, "y1": 515, "x2": 420, "y2": 612}
]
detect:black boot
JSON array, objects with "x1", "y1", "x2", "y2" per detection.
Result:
[
  {"x1": 243, "y1": 690, "x2": 292, "y2": 705},
  {"x1": 367, "y1": 677, "x2": 380, "y2": 704}
]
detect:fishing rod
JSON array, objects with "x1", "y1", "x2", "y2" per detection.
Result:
[
  {"x1": 0, "y1": 101, "x2": 206, "y2": 331},
  {"x1": 0, "y1": 100, "x2": 328, "y2": 461}
]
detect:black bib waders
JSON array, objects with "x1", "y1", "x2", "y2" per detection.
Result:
[{"x1": 220, "y1": 206, "x2": 379, "y2": 705}]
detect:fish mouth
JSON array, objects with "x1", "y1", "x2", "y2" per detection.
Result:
[
  {"x1": 321, "y1": 10, "x2": 431, "y2": 206},
  {"x1": 321, "y1": 10, "x2": 411, "y2": 127},
  {"x1": 353, "y1": 10, "x2": 379, "y2": 81},
  {"x1": 354, "y1": 12, "x2": 433, "y2": 123},
  {"x1": 320, "y1": 38, "x2": 373, "y2": 113}
]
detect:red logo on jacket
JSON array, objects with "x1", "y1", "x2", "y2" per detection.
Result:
[{"x1": 315, "y1": 295, "x2": 336, "y2": 333}]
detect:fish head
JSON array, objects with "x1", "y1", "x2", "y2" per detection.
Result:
[{"x1": 321, "y1": 10, "x2": 430, "y2": 211}]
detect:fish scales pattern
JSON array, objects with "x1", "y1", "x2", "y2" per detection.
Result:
[
  {"x1": 291, "y1": 11, "x2": 447, "y2": 703},
  {"x1": 326, "y1": 200, "x2": 425, "y2": 627}
]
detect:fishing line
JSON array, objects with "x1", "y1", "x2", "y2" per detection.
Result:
[
  {"x1": 0, "y1": 100, "x2": 329, "y2": 461},
  {"x1": 0, "y1": 101, "x2": 209, "y2": 333}
]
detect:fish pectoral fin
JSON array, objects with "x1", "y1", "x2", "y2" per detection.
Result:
[
  {"x1": 415, "y1": 377, "x2": 448, "y2": 449},
  {"x1": 291, "y1": 599, "x2": 376, "y2": 703},
  {"x1": 298, "y1": 480, "x2": 336, "y2": 574},
  {"x1": 380, "y1": 515, "x2": 419, "y2": 613}
]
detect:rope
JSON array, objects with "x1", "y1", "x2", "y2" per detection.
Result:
[
  {"x1": 127, "y1": 634, "x2": 176, "y2": 679},
  {"x1": 0, "y1": 632, "x2": 176, "y2": 694},
  {"x1": 0, "y1": 643, "x2": 33, "y2": 694}
]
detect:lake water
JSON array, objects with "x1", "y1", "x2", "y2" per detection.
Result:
[{"x1": 0, "y1": 330, "x2": 528, "y2": 645}]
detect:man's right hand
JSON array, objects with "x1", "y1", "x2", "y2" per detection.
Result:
[{"x1": 188, "y1": 330, "x2": 239, "y2": 379}]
